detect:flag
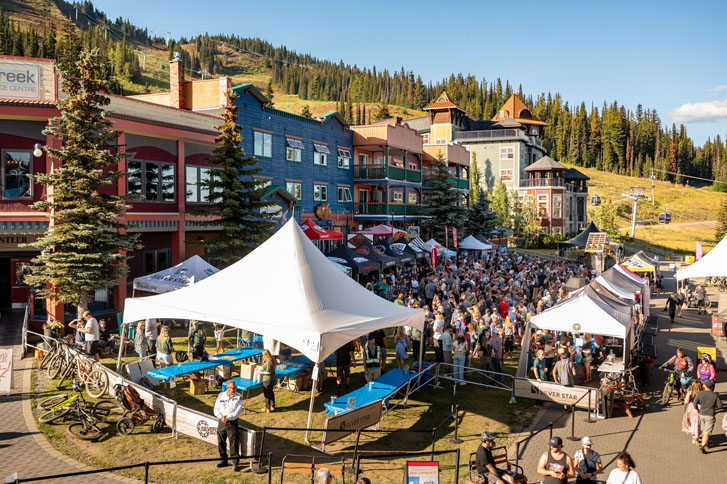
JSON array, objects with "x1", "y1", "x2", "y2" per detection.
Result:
[
  {"x1": 431, "y1": 247, "x2": 437, "y2": 267},
  {"x1": 445, "y1": 225, "x2": 449, "y2": 248},
  {"x1": 452, "y1": 227, "x2": 458, "y2": 249},
  {"x1": 696, "y1": 241, "x2": 703, "y2": 260}
]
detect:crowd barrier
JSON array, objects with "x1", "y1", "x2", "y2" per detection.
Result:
[{"x1": 354, "y1": 448, "x2": 461, "y2": 484}]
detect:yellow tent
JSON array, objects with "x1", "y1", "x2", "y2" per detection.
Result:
[{"x1": 622, "y1": 255, "x2": 655, "y2": 273}]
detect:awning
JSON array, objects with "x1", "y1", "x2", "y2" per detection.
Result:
[
  {"x1": 356, "y1": 224, "x2": 408, "y2": 237},
  {"x1": 326, "y1": 244, "x2": 381, "y2": 274},
  {"x1": 458, "y1": 235, "x2": 492, "y2": 251},
  {"x1": 301, "y1": 219, "x2": 343, "y2": 240},
  {"x1": 622, "y1": 254, "x2": 655, "y2": 272},
  {"x1": 677, "y1": 234, "x2": 727, "y2": 280}
]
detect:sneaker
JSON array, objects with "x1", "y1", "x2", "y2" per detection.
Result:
[
  {"x1": 217, "y1": 461, "x2": 229, "y2": 468},
  {"x1": 699, "y1": 446, "x2": 707, "y2": 454},
  {"x1": 233, "y1": 464, "x2": 241, "y2": 472}
]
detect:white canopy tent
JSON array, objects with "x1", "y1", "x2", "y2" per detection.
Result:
[
  {"x1": 595, "y1": 275, "x2": 636, "y2": 301},
  {"x1": 458, "y1": 235, "x2": 492, "y2": 251},
  {"x1": 132, "y1": 255, "x2": 219, "y2": 294},
  {"x1": 122, "y1": 218, "x2": 425, "y2": 438},
  {"x1": 676, "y1": 234, "x2": 727, "y2": 280}
]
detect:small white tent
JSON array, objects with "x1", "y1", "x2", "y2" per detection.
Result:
[
  {"x1": 458, "y1": 235, "x2": 492, "y2": 251},
  {"x1": 677, "y1": 234, "x2": 727, "y2": 280},
  {"x1": 132, "y1": 255, "x2": 219, "y2": 294}
]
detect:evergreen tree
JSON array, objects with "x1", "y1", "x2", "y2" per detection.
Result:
[
  {"x1": 23, "y1": 49, "x2": 138, "y2": 315},
  {"x1": 422, "y1": 157, "x2": 466, "y2": 241},
  {"x1": 373, "y1": 101, "x2": 390, "y2": 121},
  {"x1": 301, "y1": 104, "x2": 312, "y2": 118},
  {"x1": 491, "y1": 182, "x2": 510, "y2": 229},
  {"x1": 483, "y1": 158, "x2": 495, "y2": 193},
  {"x1": 192, "y1": 91, "x2": 276, "y2": 267},
  {"x1": 265, "y1": 79, "x2": 274, "y2": 106},
  {"x1": 715, "y1": 198, "x2": 727, "y2": 242},
  {"x1": 469, "y1": 153, "x2": 481, "y2": 204},
  {"x1": 465, "y1": 188, "x2": 496, "y2": 236},
  {"x1": 591, "y1": 200, "x2": 620, "y2": 239}
]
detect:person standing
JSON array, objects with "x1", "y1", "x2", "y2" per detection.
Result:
[
  {"x1": 695, "y1": 284, "x2": 706, "y2": 314},
  {"x1": 155, "y1": 326, "x2": 175, "y2": 368},
  {"x1": 489, "y1": 328, "x2": 503, "y2": 382},
  {"x1": 682, "y1": 381, "x2": 703, "y2": 445},
  {"x1": 696, "y1": 354, "x2": 716, "y2": 382},
  {"x1": 134, "y1": 321, "x2": 148, "y2": 361},
  {"x1": 441, "y1": 325, "x2": 454, "y2": 369},
  {"x1": 214, "y1": 381, "x2": 243, "y2": 471},
  {"x1": 532, "y1": 349, "x2": 549, "y2": 382},
  {"x1": 553, "y1": 349, "x2": 576, "y2": 387},
  {"x1": 573, "y1": 436, "x2": 603, "y2": 484},
  {"x1": 452, "y1": 332, "x2": 468, "y2": 385},
  {"x1": 335, "y1": 340, "x2": 355, "y2": 394},
  {"x1": 79, "y1": 311, "x2": 100, "y2": 362},
  {"x1": 432, "y1": 312, "x2": 445, "y2": 363},
  {"x1": 692, "y1": 379, "x2": 723, "y2": 453},
  {"x1": 606, "y1": 451, "x2": 641, "y2": 484},
  {"x1": 395, "y1": 327, "x2": 409, "y2": 370},
  {"x1": 260, "y1": 349, "x2": 277, "y2": 413},
  {"x1": 664, "y1": 292, "x2": 679, "y2": 324},
  {"x1": 363, "y1": 335, "x2": 383, "y2": 382},
  {"x1": 190, "y1": 322, "x2": 207, "y2": 360},
  {"x1": 474, "y1": 431, "x2": 515, "y2": 484},
  {"x1": 144, "y1": 318, "x2": 160, "y2": 355},
  {"x1": 537, "y1": 436, "x2": 575, "y2": 484}
]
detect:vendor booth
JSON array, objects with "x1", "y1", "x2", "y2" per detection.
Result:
[
  {"x1": 301, "y1": 219, "x2": 344, "y2": 241},
  {"x1": 122, "y1": 219, "x2": 425, "y2": 439},
  {"x1": 132, "y1": 255, "x2": 219, "y2": 295},
  {"x1": 356, "y1": 224, "x2": 408, "y2": 238},
  {"x1": 458, "y1": 235, "x2": 492, "y2": 252},
  {"x1": 325, "y1": 244, "x2": 381, "y2": 277},
  {"x1": 676, "y1": 233, "x2": 727, "y2": 281}
]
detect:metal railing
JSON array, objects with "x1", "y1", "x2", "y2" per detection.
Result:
[
  {"x1": 353, "y1": 202, "x2": 421, "y2": 216},
  {"x1": 454, "y1": 128, "x2": 524, "y2": 141},
  {"x1": 353, "y1": 165, "x2": 422, "y2": 182}
]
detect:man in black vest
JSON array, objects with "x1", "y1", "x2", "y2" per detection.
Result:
[{"x1": 364, "y1": 334, "x2": 383, "y2": 382}]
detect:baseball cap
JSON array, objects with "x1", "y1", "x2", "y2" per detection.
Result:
[
  {"x1": 581, "y1": 436, "x2": 592, "y2": 446},
  {"x1": 549, "y1": 436, "x2": 563, "y2": 447}
]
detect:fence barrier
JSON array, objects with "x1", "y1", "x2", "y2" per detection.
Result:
[{"x1": 354, "y1": 448, "x2": 461, "y2": 484}]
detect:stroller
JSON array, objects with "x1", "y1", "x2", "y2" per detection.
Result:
[{"x1": 113, "y1": 383, "x2": 165, "y2": 435}]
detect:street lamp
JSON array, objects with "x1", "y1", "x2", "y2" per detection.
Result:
[{"x1": 390, "y1": 210, "x2": 395, "y2": 237}]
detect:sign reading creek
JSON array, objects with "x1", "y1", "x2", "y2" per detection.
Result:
[{"x1": 0, "y1": 63, "x2": 40, "y2": 99}]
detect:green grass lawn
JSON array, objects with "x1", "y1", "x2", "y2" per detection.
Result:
[{"x1": 32, "y1": 325, "x2": 535, "y2": 483}]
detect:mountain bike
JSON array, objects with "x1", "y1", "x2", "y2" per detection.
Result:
[
  {"x1": 660, "y1": 367, "x2": 691, "y2": 406},
  {"x1": 57, "y1": 349, "x2": 109, "y2": 398}
]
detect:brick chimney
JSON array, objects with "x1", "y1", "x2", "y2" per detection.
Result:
[{"x1": 170, "y1": 52, "x2": 185, "y2": 109}]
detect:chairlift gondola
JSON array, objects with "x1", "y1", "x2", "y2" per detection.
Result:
[
  {"x1": 590, "y1": 195, "x2": 601, "y2": 206},
  {"x1": 658, "y1": 212, "x2": 671, "y2": 224}
]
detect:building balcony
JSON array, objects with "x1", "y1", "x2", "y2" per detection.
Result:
[
  {"x1": 520, "y1": 178, "x2": 567, "y2": 188},
  {"x1": 454, "y1": 128, "x2": 527, "y2": 142},
  {"x1": 353, "y1": 165, "x2": 422, "y2": 183},
  {"x1": 449, "y1": 177, "x2": 470, "y2": 190},
  {"x1": 354, "y1": 202, "x2": 421, "y2": 216}
]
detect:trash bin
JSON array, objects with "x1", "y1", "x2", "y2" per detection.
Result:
[{"x1": 413, "y1": 362, "x2": 432, "y2": 390}]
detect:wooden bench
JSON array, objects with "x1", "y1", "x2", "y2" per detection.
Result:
[
  {"x1": 280, "y1": 457, "x2": 344, "y2": 484},
  {"x1": 468, "y1": 446, "x2": 527, "y2": 483},
  {"x1": 613, "y1": 392, "x2": 647, "y2": 418}
]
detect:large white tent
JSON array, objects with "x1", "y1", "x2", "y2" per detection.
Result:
[
  {"x1": 123, "y1": 219, "x2": 424, "y2": 363},
  {"x1": 132, "y1": 254, "x2": 219, "y2": 294},
  {"x1": 458, "y1": 235, "x2": 492, "y2": 251},
  {"x1": 677, "y1": 234, "x2": 727, "y2": 280}
]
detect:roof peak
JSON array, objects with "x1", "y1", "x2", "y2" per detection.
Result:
[
  {"x1": 492, "y1": 94, "x2": 546, "y2": 126},
  {"x1": 424, "y1": 90, "x2": 464, "y2": 112}
]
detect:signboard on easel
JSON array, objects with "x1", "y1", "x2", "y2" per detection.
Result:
[
  {"x1": 0, "y1": 349, "x2": 13, "y2": 395},
  {"x1": 406, "y1": 461, "x2": 439, "y2": 484}
]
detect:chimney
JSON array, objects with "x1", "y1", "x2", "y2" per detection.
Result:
[{"x1": 170, "y1": 52, "x2": 185, "y2": 109}]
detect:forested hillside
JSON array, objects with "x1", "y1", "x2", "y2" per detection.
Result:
[{"x1": 2, "y1": 0, "x2": 726, "y2": 189}]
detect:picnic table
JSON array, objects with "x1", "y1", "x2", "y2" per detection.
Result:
[
  {"x1": 324, "y1": 368, "x2": 419, "y2": 415},
  {"x1": 146, "y1": 347, "x2": 263, "y2": 382}
]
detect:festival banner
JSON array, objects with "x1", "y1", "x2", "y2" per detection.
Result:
[
  {"x1": 452, "y1": 227, "x2": 458, "y2": 249},
  {"x1": 431, "y1": 247, "x2": 437, "y2": 267},
  {"x1": 696, "y1": 241, "x2": 703, "y2": 260},
  {"x1": 445, "y1": 226, "x2": 448, "y2": 248}
]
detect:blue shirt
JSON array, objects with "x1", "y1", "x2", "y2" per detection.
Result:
[{"x1": 442, "y1": 331, "x2": 453, "y2": 352}]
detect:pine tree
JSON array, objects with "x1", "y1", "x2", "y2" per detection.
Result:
[
  {"x1": 465, "y1": 188, "x2": 496, "y2": 236},
  {"x1": 373, "y1": 101, "x2": 390, "y2": 121},
  {"x1": 715, "y1": 198, "x2": 727, "y2": 242},
  {"x1": 301, "y1": 104, "x2": 312, "y2": 118},
  {"x1": 22, "y1": 49, "x2": 139, "y2": 315},
  {"x1": 192, "y1": 91, "x2": 276, "y2": 267},
  {"x1": 266, "y1": 79, "x2": 274, "y2": 106},
  {"x1": 422, "y1": 157, "x2": 466, "y2": 241}
]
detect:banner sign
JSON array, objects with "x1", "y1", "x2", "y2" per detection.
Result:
[
  {"x1": 431, "y1": 247, "x2": 437, "y2": 267},
  {"x1": 0, "y1": 348, "x2": 12, "y2": 395},
  {"x1": 322, "y1": 399, "x2": 383, "y2": 445},
  {"x1": 176, "y1": 404, "x2": 256, "y2": 455},
  {"x1": 444, "y1": 226, "x2": 448, "y2": 248},
  {"x1": 452, "y1": 227, "x2": 458, "y2": 249},
  {"x1": 513, "y1": 379, "x2": 596, "y2": 410},
  {"x1": 713, "y1": 316, "x2": 725, "y2": 336},
  {"x1": 406, "y1": 461, "x2": 439, "y2": 484},
  {"x1": 696, "y1": 242, "x2": 703, "y2": 260}
]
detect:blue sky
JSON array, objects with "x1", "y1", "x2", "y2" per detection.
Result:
[{"x1": 92, "y1": 0, "x2": 727, "y2": 145}]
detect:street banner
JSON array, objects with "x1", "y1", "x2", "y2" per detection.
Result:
[
  {"x1": 452, "y1": 227, "x2": 458, "y2": 249},
  {"x1": 431, "y1": 247, "x2": 437, "y2": 267},
  {"x1": 711, "y1": 316, "x2": 723, "y2": 336},
  {"x1": 406, "y1": 461, "x2": 439, "y2": 484},
  {"x1": 444, "y1": 226, "x2": 448, "y2": 248},
  {"x1": 696, "y1": 242, "x2": 703, "y2": 260}
]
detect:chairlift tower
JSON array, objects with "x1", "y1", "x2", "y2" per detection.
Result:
[{"x1": 622, "y1": 186, "x2": 648, "y2": 237}]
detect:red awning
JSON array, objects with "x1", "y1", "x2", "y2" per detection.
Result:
[
  {"x1": 301, "y1": 219, "x2": 343, "y2": 240},
  {"x1": 356, "y1": 224, "x2": 408, "y2": 237}
]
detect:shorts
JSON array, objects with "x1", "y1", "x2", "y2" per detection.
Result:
[
  {"x1": 157, "y1": 352, "x2": 173, "y2": 366},
  {"x1": 336, "y1": 365, "x2": 350, "y2": 380},
  {"x1": 85, "y1": 340, "x2": 99, "y2": 356},
  {"x1": 504, "y1": 336, "x2": 514, "y2": 352},
  {"x1": 700, "y1": 414, "x2": 716, "y2": 434},
  {"x1": 365, "y1": 366, "x2": 381, "y2": 382}
]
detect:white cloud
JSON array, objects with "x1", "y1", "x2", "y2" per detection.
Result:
[
  {"x1": 707, "y1": 85, "x2": 727, "y2": 93},
  {"x1": 668, "y1": 99, "x2": 727, "y2": 123}
]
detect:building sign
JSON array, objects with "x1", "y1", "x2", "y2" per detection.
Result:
[
  {"x1": 406, "y1": 461, "x2": 439, "y2": 484},
  {"x1": 406, "y1": 226, "x2": 420, "y2": 239},
  {"x1": 321, "y1": 399, "x2": 383, "y2": 446},
  {"x1": 0, "y1": 235, "x2": 38, "y2": 252},
  {"x1": 514, "y1": 379, "x2": 596, "y2": 410},
  {"x1": 315, "y1": 202, "x2": 332, "y2": 220},
  {"x1": 0, "y1": 59, "x2": 56, "y2": 103}
]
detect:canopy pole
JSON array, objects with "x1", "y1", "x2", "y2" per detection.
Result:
[
  {"x1": 116, "y1": 324, "x2": 126, "y2": 372},
  {"x1": 416, "y1": 326, "x2": 424, "y2": 388},
  {"x1": 304, "y1": 363, "x2": 319, "y2": 444}
]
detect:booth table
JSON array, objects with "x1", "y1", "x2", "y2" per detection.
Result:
[
  {"x1": 597, "y1": 360, "x2": 625, "y2": 374},
  {"x1": 146, "y1": 347, "x2": 263, "y2": 381},
  {"x1": 324, "y1": 369, "x2": 419, "y2": 415}
]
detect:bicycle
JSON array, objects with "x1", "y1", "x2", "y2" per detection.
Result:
[
  {"x1": 38, "y1": 386, "x2": 124, "y2": 425},
  {"x1": 659, "y1": 367, "x2": 691, "y2": 406},
  {"x1": 57, "y1": 348, "x2": 109, "y2": 398}
]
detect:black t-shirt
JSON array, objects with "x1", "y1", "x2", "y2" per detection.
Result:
[
  {"x1": 373, "y1": 329, "x2": 386, "y2": 348},
  {"x1": 476, "y1": 445, "x2": 495, "y2": 475},
  {"x1": 692, "y1": 390, "x2": 723, "y2": 417},
  {"x1": 99, "y1": 329, "x2": 111, "y2": 341},
  {"x1": 335, "y1": 342, "x2": 353, "y2": 366}
]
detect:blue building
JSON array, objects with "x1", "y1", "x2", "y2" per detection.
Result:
[{"x1": 232, "y1": 84, "x2": 354, "y2": 233}]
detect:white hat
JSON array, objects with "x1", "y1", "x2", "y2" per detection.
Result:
[{"x1": 581, "y1": 436, "x2": 592, "y2": 446}]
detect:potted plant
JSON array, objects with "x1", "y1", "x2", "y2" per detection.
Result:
[{"x1": 43, "y1": 318, "x2": 64, "y2": 339}]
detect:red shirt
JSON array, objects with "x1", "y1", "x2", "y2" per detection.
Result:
[{"x1": 499, "y1": 299, "x2": 508, "y2": 318}]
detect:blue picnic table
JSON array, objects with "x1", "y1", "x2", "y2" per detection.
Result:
[
  {"x1": 146, "y1": 347, "x2": 263, "y2": 381},
  {"x1": 323, "y1": 369, "x2": 419, "y2": 415}
]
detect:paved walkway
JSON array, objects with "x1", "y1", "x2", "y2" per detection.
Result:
[
  {"x1": 513, "y1": 269, "x2": 727, "y2": 482},
  {"x1": 0, "y1": 311, "x2": 139, "y2": 483}
]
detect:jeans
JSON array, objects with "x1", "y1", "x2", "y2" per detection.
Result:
[
  {"x1": 491, "y1": 357, "x2": 501, "y2": 382},
  {"x1": 453, "y1": 353, "x2": 466, "y2": 382}
]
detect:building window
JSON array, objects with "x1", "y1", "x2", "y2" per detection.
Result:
[
  {"x1": 553, "y1": 194, "x2": 563, "y2": 219},
  {"x1": 392, "y1": 191, "x2": 403, "y2": 203},
  {"x1": 500, "y1": 147, "x2": 514, "y2": 160},
  {"x1": 285, "y1": 138, "x2": 303, "y2": 162},
  {"x1": 185, "y1": 165, "x2": 219, "y2": 203},
  {"x1": 337, "y1": 186, "x2": 351, "y2": 202},
  {"x1": 552, "y1": 227, "x2": 562, "y2": 235},
  {"x1": 375, "y1": 154, "x2": 384, "y2": 165},
  {"x1": 358, "y1": 153, "x2": 369, "y2": 165},
  {"x1": 2, "y1": 150, "x2": 32, "y2": 199},
  {"x1": 408, "y1": 192, "x2": 417, "y2": 204},
  {"x1": 537, "y1": 194, "x2": 548, "y2": 218},
  {"x1": 285, "y1": 182, "x2": 301, "y2": 200},
  {"x1": 435, "y1": 138, "x2": 446, "y2": 145},
  {"x1": 337, "y1": 148, "x2": 351, "y2": 169},
  {"x1": 500, "y1": 169, "x2": 513, "y2": 182},
  {"x1": 313, "y1": 143, "x2": 329, "y2": 165},
  {"x1": 142, "y1": 248, "x2": 170, "y2": 276},
  {"x1": 127, "y1": 160, "x2": 176, "y2": 202},
  {"x1": 313, "y1": 183, "x2": 327, "y2": 201},
  {"x1": 422, "y1": 133, "x2": 429, "y2": 144},
  {"x1": 254, "y1": 131, "x2": 272, "y2": 158},
  {"x1": 256, "y1": 178, "x2": 272, "y2": 189}
]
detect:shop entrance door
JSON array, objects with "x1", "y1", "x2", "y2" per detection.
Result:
[{"x1": 0, "y1": 258, "x2": 10, "y2": 308}]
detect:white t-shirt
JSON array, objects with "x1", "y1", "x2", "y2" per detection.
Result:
[
  {"x1": 145, "y1": 318, "x2": 159, "y2": 340},
  {"x1": 433, "y1": 318, "x2": 444, "y2": 341},
  {"x1": 84, "y1": 317, "x2": 99, "y2": 342},
  {"x1": 606, "y1": 468, "x2": 641, "y2": 484}
]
